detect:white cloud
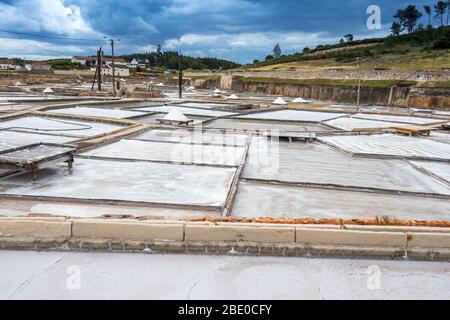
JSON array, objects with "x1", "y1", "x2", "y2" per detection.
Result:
[
  {"x1": 0, "y1": 0, "x2": 101, "y2": 37},
  {"x1": 0, "y1": 37, "x2": 90, "y2": 59},
  {"x1": 0, "y1": 0, "x2": 393, "y2": 62},
  {"x1": 164, "y1": 31, "x2": 339, "y2": 61},
  {"x1": 166, "y1": 0, "x2": 258, "y2": 15},
  {"x1": 165, "y1": 31, "x2": 336, "y2": 50},
  {"x1": 0, "y1": 0, "x2": 103, "y2": 59}
]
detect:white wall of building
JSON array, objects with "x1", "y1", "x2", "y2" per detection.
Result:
[
  {"x1": 0, "y1": 63, "x2": 15, "y2": 70},
  {"x1": 127, "y1": 59, "x2": 139, "y2": 69},
  {"x1": 102, "y1": 67, "x2": 130, "y2": 77}
]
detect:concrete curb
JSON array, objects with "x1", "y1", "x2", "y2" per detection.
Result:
[
  {"x1": 0, "y1": 219, "x2": 71, "y2": 241},
  {"x1": 407, "y1": 232, "x2": 450, "y2": 249},
  {"x1": 186, "y1": 223, "x2": 295, "y2": 243},
  {"x1": 1, "y1": 218, "x2": 450, "y2": 261},
  {"x1": 296, "y1": 228, "x2": 407, "y2": 247},
  {"x1": 72, "y1": 219, "x2": 184, "y2": 242}
]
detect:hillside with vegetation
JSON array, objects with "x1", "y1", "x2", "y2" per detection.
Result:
[
  {"x1": 245, "y1": 26, "x2": 450, "y2": 72},
  {"x1": 245, "y1": 3, "x2": 450, "y2": 72},
  {"x1": 34, "y1": 52, "x2": 240, "y2": 72},
  {"x1": 121, "y1": 49, "x2": 240, "y2": 71}
]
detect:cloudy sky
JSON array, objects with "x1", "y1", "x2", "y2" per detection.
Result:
[{"x1": 0, "y1": 0, "x2": 430, "y2": 63}]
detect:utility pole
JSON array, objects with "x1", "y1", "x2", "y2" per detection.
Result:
[
  {"x1": 97, "y1": 47, "x2": 103, "y2": 91},
  {"x1": 111, "y1": 39, "x2": 116, "y2": 97},
  {"x1": 178, "y1": 51, "x2": 183, "y2": 99},
  {"x1": 356, "y1": 57, "x2": 361, "y2": 111},
  {"x1": 104, "y1": 37, "x2": 121, "y2": 97}
]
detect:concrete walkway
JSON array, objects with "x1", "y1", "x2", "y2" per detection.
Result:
[{"x1": 0, "y1": 251, "x2": 449, "y2": 300}]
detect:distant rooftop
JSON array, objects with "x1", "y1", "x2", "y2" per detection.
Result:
[{"x1": 72, "y1": 56, "x2": 127, "y2": 63}]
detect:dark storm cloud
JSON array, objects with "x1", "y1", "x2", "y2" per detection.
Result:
[{"x1": 0, "y1": 0, "x2": 432, "y2": 62}]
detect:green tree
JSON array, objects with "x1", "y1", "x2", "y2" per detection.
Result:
[
  {"x1": 447, "y1": 0, "x2": 450, "y2": 25},
  {"x1": 344, "y1": 34, "x2": 354, "y2": 42},
  {"x1": 424, "y1": 5, "x2": 432, "y2": 26},
  {"x1": 119, "y1": 49, "x2": 240, "y2": 70},
  {"x1": 155, "y1": 44, "x2": 162, "y2": 67},
  {"x1": 403, "y1": 5, "x2": 423, "y2": 33},
  {"x1": 391, "y1": 22, "x2": 402, "y2": 36},
  {"x1": 156, "y1": 44, "x2": 162, "y2": 57},
  {"x1": 434, "y1": 1, "x2": 447, "y2": 27},
  {"x1": 433, "y1": 27, "x2": 450, "y2": 48},
  {"x1": 393, "y1": 5, "x2": 422, "y2": 33},
  {"x1": 273, "y1": 43, "x2": 282, "y2": 58},
  {"x1": 393, "y1": 9, "x2": 407, "y2": 33},
  {"x1": 340, "y1": 38, "x2": 345, "y2": 44},
  {"x1": 265, "y1": 55, "x2": 274, "y2": 61}
]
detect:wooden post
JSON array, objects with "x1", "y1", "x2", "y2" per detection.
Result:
[
  {"x1": 356, "y1": 57, "x2": 361, "y2": 110},
  {"x1": 91, "y1": 48, "x2": 103, "y2": 92},
  {"x1": 31, "y1": 164, "x2": 37, "y2": 183},
  {"x1": 111, "y1": 39, "x2": 116, "y2": 97},
  {"x1": 97, "y1": 48, "x2": 103, "y2": 91},
  {"x1": 67, "y1": 154, "x2": 74, "y2": 175},
  {"x1": 388, "y1": 85, "x2": 395, "y2": 106},
  {"x1": 91, "y1": 67, "x2": 98, "y2": 92},
  {"x1": 178, "y1": 52, "x2": 183, "y2": 99}
]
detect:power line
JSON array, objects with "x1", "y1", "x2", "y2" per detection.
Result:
[{"x1": 0, "y1": 29, "x2": 103, "y2": 42}]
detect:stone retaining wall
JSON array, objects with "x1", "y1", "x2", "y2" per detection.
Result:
[
  {"x1": 229, "y1": 70, "x2": 450, "y2": 82},
  {"x1": 188, "y1": 76, "x2": 450, "y2": 108},
  {"x1": 1, "y1": 217, "x2": 449, "y2": 261}
]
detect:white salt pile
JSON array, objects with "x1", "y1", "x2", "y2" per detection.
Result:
[
  {"x1": 293, "y1": 97, "x2": 308, "y2": 103},
  {"x1": 163, "y1": 110, "x2": 190, "y2": 122},
  {"x1": 214, "y1": 89, "x2": 222, "y2": 94},
  {"x1": 43, "y1": 88, "x2": 54, "y2": 94},
  {"x1": 272, "y1": 97, "x2": 287, "y2": 105},
  {"x1": 227, "y1": 94, "x2": 239, "y2": 100}
]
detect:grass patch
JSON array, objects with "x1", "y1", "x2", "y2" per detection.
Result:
[
  {"x1": 237, "y1": 77, "x2": 417, "y2": 88},
  {"x1": 375, "y1": 216, "x2": 400, "y2": 226},
  {"x1": 186, "y1": 75, "x2": 220, "y2": 81},
  {"x1": 418, "y1": 81, "x2": 450, "y2": 88}
]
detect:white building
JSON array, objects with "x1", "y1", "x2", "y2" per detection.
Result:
[
  {"x1": 0, "y1": 59, "x2": 14, "y2": 70},
  {"x1": 101, "y1": 65, "x2": 130, "y2": 77},
  {"x1": 31, "y1": 61, "x2": 53, "y2": 73},
  {"x1": 103, "y1": 57, "x2": 128, "y2": 67},
  {"x1": 72, "y1": 56, "x2": 128, "y2": 67},
  {"x1": 127, "y1": 59, "x2": 139, "y2": 69},
  {"x1": 71, "y1": 56, "x2": 95, "y2": 65}
]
